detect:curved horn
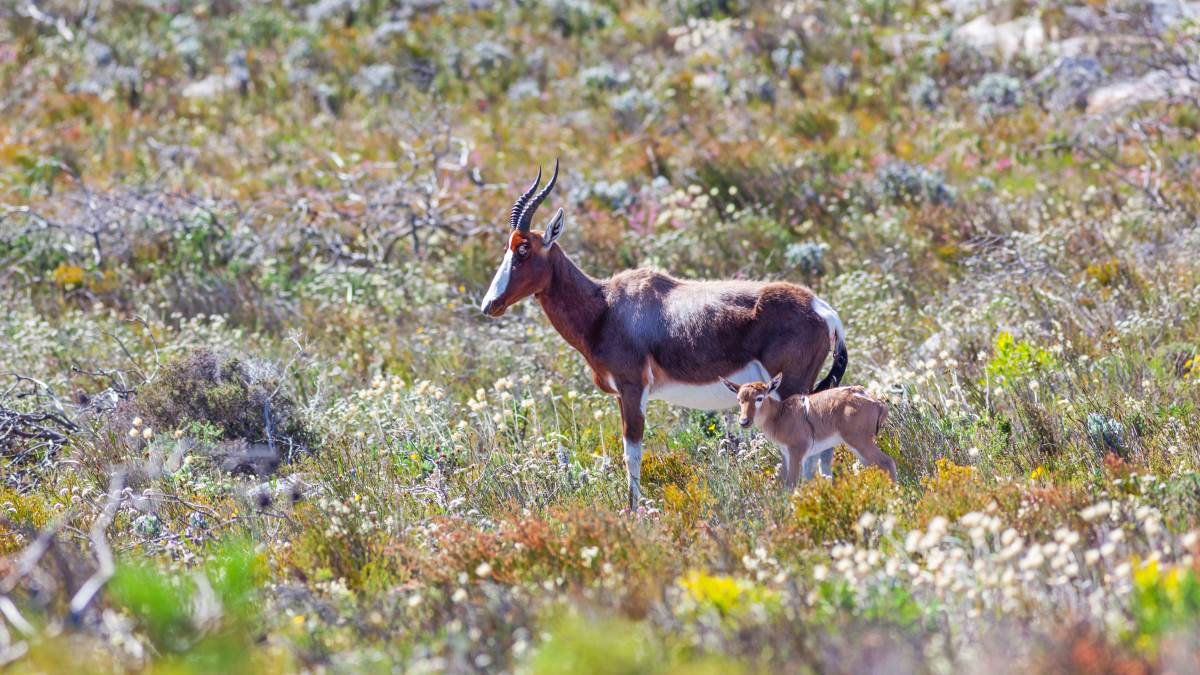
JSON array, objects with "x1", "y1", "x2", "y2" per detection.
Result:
[
  {"x1": 518, "y1": 158, "x2": 559, "y2": 233},
  {"x1": 509, "y1": 166, "x2": 542, "y2": 230}
]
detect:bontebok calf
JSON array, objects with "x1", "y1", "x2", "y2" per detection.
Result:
[{"x1": 721, "y1": 375, "x2": 896, "y2": 487}]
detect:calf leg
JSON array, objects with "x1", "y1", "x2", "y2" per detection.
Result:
[
  {"x1": 808, "y1": 449, "x2": 834, "y2": 479},
  {"x1": 785, "y1": 444, "x2": 806, "y2": 489},
  {"x1": 844, "y1": 435, "x2": 897, "y2": 482},
  {"x1": 617, "y1": 386, "x2": 647, "y2": 510},
  {"x1": 764, "y1": 333, "x2": 835, "y2": 483},
  {"x1": 806, "y1": 449, "x2": 833, "y2": 480}
]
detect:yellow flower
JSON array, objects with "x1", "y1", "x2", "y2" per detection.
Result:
[
  {"x1": 292, "y1": 614, "x2": 306, "y2": 626},
  {"x1": 52, "y1": 264, "x2": 85, "y2": 289},
  {"x1": 1029, "y1": 466, "x2": 1048, "y2": 481},
  {"x1": 680, "y1": 570, "x2": 779, "y2": 618}
]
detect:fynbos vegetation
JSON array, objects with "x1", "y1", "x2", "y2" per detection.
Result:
[{"x1": 1, "y1": 0, "x2": 1199, "y2": 672}]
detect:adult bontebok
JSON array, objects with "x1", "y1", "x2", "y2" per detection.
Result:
[
  {"x1": 722, "y1": 375, "x2": 896, "y2": 486},
  {"x1": 479, "y1": 161, "x2": 848, "y2": 508}
]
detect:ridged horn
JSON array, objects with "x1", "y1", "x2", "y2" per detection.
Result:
[
  {"x1": 509, "y1": 166, "x2": 542, "y2": 230},
  {"x1": 518, "y1": 158, "x2": 559, "y2": 233}
]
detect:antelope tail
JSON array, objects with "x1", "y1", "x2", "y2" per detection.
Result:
[{"x1": 813, "y1": 322, "x2": 847, "y2": 393}]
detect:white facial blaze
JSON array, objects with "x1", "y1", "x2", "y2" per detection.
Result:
[{"x1": 480, "y1": 249, "x2": 513, "y2": 311}]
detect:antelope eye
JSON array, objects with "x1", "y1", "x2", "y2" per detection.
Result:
[
  {"x1": 517, "y1": 243, "x2": 530, "y2": 257},
  {"x1": 755, "y1": 396, "x2": 764, "y2": 403}
]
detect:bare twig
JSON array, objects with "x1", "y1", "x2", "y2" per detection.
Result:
[{"x1": 68, "y1": 473, "x2": 125, "y2": 621}]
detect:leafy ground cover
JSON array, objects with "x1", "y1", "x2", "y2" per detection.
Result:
[{"x1": 1, "y1": 0, "x2": 1199, "y2": 671}]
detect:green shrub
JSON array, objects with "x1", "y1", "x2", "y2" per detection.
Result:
[
  {"x1": 135, "y1": 349, "x2": 310, "y2": 450},
  {"x1": 1130, "y1": 560, "x2": 1200, "y2": 654},
  {"x1": 985, "y1": 331, "x2": 1055, "y2": 388},
  {"x1": 791, "y1": 468, "x2": 897, "y2": 545}
]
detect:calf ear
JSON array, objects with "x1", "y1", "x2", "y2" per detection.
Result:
[
  {"x1": 542, "y1": 208, "x2": 565, "y2": 247},
  {"x1": 719, "y1": 376, "x2": 740, "y2": 394},
  {"x1": 768, "y1": 373, "x2": 783, "y2": 394}
]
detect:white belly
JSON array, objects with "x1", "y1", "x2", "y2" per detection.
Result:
[
  {"x1": 804, "y1": 434, "x2": 844, "y2": 459},
  {"x1": 647, "y1": 360, "x2": 774, "y2": 411}
]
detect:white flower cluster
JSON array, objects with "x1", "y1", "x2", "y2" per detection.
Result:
[{"x1": 810, "y1": 494, "x2": 1198, "y2": 638}]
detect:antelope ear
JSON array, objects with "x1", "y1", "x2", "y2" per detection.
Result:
[
  {"x1": 542, "y1": 208, "x2": 565, "y2": 247},
  {"x1": 768, "y1": 373, "x2": 783, "y2": 394},
  {"x1": 719, "y1": 376, "x2": 740, "y2": 394}
]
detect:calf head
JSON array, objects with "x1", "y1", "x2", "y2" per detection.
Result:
[{"x1": 721, "y1": 373, "x2": 783, "y2": 428}]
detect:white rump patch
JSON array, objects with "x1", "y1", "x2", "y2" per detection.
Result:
[
  {"x1": 811, "y1": 295, "x2": 844, "y2": 349},
  {"x1": 480, "y1": 249, "x2": 513, "y2": 311},
  {"x1": 648, "y1": 360, "x2": 777, "y2": 411}
]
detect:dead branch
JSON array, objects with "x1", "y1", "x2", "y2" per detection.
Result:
[{"x1": 68, "y1": 473, "x2": 125, "y2": 622}]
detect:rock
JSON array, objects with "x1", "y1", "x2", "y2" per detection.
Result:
[
  {"x1": 952, "y1": 14, "x2": 1046, "y2": 63},
  {"x1": 1087, "y1": 69, "x2": 1198, "y2": 114},
  {"x1": 1033, "y1": 57, "x2": 1104, "y2": 111}
]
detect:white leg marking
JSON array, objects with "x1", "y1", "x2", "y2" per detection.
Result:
[
  {"x1": 480, "y1": 249, "x2": 513, "y2": 310},
  {"x1": 623, "y1": 438, "x2": 643, "y2": 507}
]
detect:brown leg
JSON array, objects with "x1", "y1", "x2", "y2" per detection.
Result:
[
  {"x1": 617, "y1": 385, "x2": 646, "y2": 510},
  {"x1": 764, "y1": 330, "x2": 834, "y2": 477},
  {"x1": 845, "y1": 435, "x2": 897, "y2": 482},
  {"x1": 785, "y1": 444, "x2": 806, "y2": 489}
]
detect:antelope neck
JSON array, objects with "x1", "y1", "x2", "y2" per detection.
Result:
[
  {"x1": 760, "y1": 396, "x2": 783, "y2": 426},
  {"x1": 534, "y1": 247, "x2": 607, "y2": 360}
]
